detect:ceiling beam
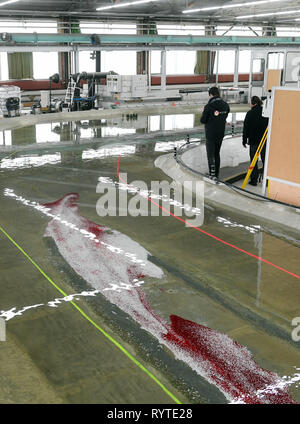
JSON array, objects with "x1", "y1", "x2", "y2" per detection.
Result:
[{"x1": 1, "y1": 32, "x2": 300, "y2": 47}]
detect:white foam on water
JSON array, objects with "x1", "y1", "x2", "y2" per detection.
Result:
[
  {"x1": 3, "y1": 188, "x2": 154, "y2": 269},
  {"x1": 0, "y1": 154, "x2": 61, "y2": 170},
  {"x1": 98, "y1": 176, "x2": 203, "y2": 217},
  {"x1": 230, "y1": 368, "x2": 300, "y2": 404},
  {"x1": 0, "y1": 289, "x2": 102, "y2": 320},
  {"x1": 3, "y1": 188, "x2": 298, "y2": 404}
]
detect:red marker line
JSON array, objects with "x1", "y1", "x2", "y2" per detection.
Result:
[{"x1": 117, "y1": 156, "x2": 300, "y2": 281}]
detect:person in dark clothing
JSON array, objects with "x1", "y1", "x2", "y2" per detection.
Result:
[
  {"x1": 242, "y1": 96, "x2": 269, "y2": 186},
  {"x1": 200, "y1": 87, "x2": 230, "y2": 179}
]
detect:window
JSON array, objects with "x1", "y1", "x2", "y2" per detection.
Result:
[
  {"x1": 33, "y1": 52, "x2": 59, "y2": 79},
  {"x1": 0, "y1": 21, "x2": 58, "y2": 80},
  {"x1": 79, "y1": 50, "x2": 138, "y2": 75},
  {"x1": 157, "y1": 24, "x2": 205, "y2": 36},
  {"x1": 216, "y1": 26, "x2": 262, "y2": 36},
  {"x1": 0, "y1": 53, "x2": 8, "y2": 80},
  {"x1": 0, "y1": 20, "x2": 57, "y2": 33},
  {"x1": 214, "y1": 50, "x2": 251, "y2": 74},
  {"x1": 151, "y1": 50, "x2": 197, "y2": 75},
  {"x1": 79, "y1": 51, "x2": 97, "y2": 73},
  {"x1": 80, "y1": 22, "x2": 136, "y2": 34},
  {"x1": 276, "y1": 27, "x2": 300, "y2": 37},
  {"x1": 267, "y1": 53, "x2": 284, "y2": 70},
  {"x1": 215, "y1": 51, "x2": 235, "y2": 74},
  {"x1": 285, "y1": 52, "x2": 300, "y2": 82},
  {"x1": 166, "y1": 51, "x2": 196, "y2": 74},
  {"x1": 151, "y1": 51, "x2": 162, "y2": 74},
  {"x1": 101, "y1": 51, "x2": 137, "y2": 75},
  {"x1": 79, "y1": 21, "x2": 137, "y2": 74},
  {"x1": 239, "y1": 51, "x2": 251, "y2": 73}
]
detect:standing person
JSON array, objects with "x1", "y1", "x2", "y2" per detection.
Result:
[
  {"x1": 242, "y1": 96, "x2": 269, "y2": 186},
  {"x1": 200, "y1": 86, "x2": 230, "y2": 180}
]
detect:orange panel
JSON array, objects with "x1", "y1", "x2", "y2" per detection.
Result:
[
  {"x1": 268, "y1": 180, "x2": 300, "y2": 207},
  {"x1": 268, "y1": 89, "x2": 300, "y2": 184},
  {"x1": 267, "y1": 88, "x2": 300, "y2": 206},
  {"x1": 266, "y1": 70, "x2": 281, "y2": 92}
]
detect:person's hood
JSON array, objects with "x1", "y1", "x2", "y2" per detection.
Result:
[{"x1": 208, "y1": 96, "x2": 227, "y2": 111}]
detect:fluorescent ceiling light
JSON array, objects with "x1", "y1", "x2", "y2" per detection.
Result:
[
  {"x1": 0, "y1": 0, "x2": 19, "y2": 6},
  {"x1": 237, "y1": 9, "x2": 300, "y2": 19},
  {"x1": 182, "y1": 0, "x2": 289, "y2": 14},
  {"x1": 96, "y1": 0, "x2": 160, "y2": 11}
]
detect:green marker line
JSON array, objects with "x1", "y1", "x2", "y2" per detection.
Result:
[{"x1": 0, "y1": 224, "x2": 182, "y2": 405}]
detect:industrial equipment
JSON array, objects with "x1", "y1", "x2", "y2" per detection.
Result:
[
  {"x1": 0, "y1": 85, "x2": 21, "y2": 118},
  {"x1": 62, "y1": 71, "x2": 119, "y2": 111}
]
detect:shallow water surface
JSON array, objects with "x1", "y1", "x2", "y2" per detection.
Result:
[{"x1": 0, "y1": 118, "x2": 299, "y2": 404}]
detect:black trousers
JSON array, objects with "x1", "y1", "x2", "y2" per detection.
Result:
[
  {"x1": 249, "y1": 143, "x2": 266, "y2": 183},
  {"x1": 206, "y1": 137, "x2": 223, "y2": 178}
]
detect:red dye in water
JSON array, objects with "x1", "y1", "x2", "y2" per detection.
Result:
[
  {"x1": 42, "y1": 193, "x2": 298, "y2": 404},
  {"x1": 164, "y1": 315, "x2": 297, "y2": 404}
]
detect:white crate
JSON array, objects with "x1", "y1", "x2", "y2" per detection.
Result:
[
  {"x1": 106, "y1": 75, "x2": 121, "y2": 92},
  {"x1": 131, "y1": 89, "x2": 147, "y2": 98},
  {"x1": 132, "y1": 75, "x2": 147, "y2": 86},
  {"x1": 40, "y1": 91, "x2": 50, "y2": 108},
  {"x1": 121, "y1": 81, "x2": 132, "y2": 88}
]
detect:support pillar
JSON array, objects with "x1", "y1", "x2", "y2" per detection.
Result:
[
  {"x1": 161, "y1": 50, "x2": 166, "y2": 92},
  {"x1": 96, "y1": 51, "x2": 101, "y2": 72},
  {"x1": 194, "y1": 25, "x2": 216, "y2": 83},
  {"x1": 58, "y1": 18, "x2": 71, "y2": 86},
  {"x1": 234, "y1": 48, "x2": 240, "y2": 88}
]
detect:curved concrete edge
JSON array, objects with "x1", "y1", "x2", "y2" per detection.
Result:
[
  {"x1": 0, "y1": 103, "x2": 249, "y2": 132},
  {"x1": 0, "y1": 104, "x2": 202, "y2": 131},
  {"x1": 154, "y1": 153, "x2": 300, "y2": 233},
  {"x1": 181, "y1": 137, "x2": 249, "y2": 173}
]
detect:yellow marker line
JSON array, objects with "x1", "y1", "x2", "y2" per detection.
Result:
[
  {"x1": 0, "y1": 224, "x2": 182, "y2": 405},
  {"x1": 241, "y1": 127, "x2": 268, "y2": 190}
]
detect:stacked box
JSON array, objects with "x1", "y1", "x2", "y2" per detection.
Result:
[
  {"x1": 103, "y1": 75, "x2": 149, "y2": 98},
  {"x1": 131, "y1": 75, "x2": 147, "y2": 97},
  {"x1": 0, "y1": 85, "x2": 21, "y2": 115},
  {"x1": 131, "y1": 75, "x2": 147, "y2": 86},
  {"x1": 121, "y1": 75, "x2": 132, "y2": 95},
  {"x1": 106, "y1": 75, "x2": 121, "y2": 93}
]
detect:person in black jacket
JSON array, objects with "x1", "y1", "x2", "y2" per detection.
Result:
[
  {"x1": 242, "y1": 96, "x2": 269, "y2": 186},
  {"x1": 201, "y1": 87, "x2": 230, "y2": 179}
]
